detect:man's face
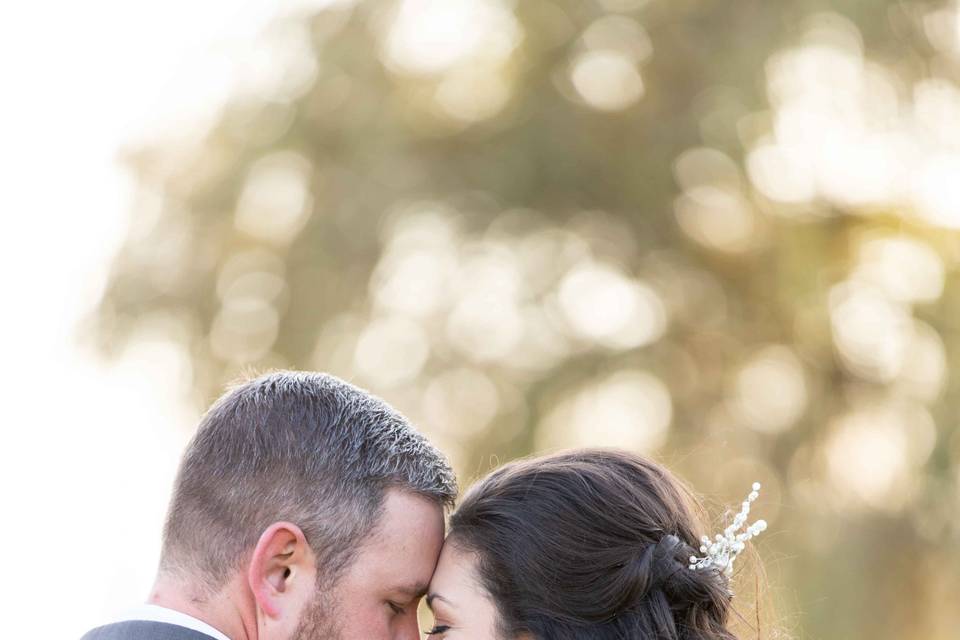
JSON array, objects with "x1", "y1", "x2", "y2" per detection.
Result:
[{"x1": 293, "y1": 488, "x2": 445, "y2": 640}]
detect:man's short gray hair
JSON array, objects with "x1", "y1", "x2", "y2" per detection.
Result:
[{"x1": 160, "y1": 370, "x2": 457, "y2": 589}]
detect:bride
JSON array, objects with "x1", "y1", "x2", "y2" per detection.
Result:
[{"x1": 425, "y1": 449, "x2": 767, "y2": 640}]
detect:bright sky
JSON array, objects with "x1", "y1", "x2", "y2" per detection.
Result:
[{"x1": 0, "y1": 2, "x2": 295, "y2": 636}]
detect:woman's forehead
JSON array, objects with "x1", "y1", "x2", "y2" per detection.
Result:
[{"x1": 430, "y1": 542, "x2": 482, "y2": 596}]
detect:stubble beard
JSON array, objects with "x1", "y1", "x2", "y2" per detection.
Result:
[{"x1": 292, "y1": 587, "x2": 343, "y2": 640}]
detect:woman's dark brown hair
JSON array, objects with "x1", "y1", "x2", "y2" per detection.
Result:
[{"x1": 448, "y1": 449, "x2": 740, "y2": 640}]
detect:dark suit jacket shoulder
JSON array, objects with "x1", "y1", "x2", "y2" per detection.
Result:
[{"x1": 81, "y1": 621, "x2": 218, "y2": 640}]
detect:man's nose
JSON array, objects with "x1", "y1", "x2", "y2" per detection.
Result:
[{"x1": 394, "y1": 612, "x2": 421, "y2": 640}]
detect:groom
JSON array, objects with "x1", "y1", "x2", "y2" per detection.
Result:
[{"x1": 81, "y1": 371, "x2": 458, "y2": 640}]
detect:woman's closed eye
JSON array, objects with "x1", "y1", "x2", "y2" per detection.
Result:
[{"x1": 425, "y1": 624, "x2": 451, "y2": 636}]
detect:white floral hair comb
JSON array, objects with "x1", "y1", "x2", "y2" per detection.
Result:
[{"x1": 688, "y1": 482, "x2": 767, "y2": 578}]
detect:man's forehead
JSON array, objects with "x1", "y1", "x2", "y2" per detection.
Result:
[
  {"x1": 375, "y1": 490, "x2": 445, "y2": 536},
  {"x1": 349, "y1": 533, "x2": 442, "y2": 594},
  {"x1": 351, "y1": 489, "x2": 445, "y2": 571}
]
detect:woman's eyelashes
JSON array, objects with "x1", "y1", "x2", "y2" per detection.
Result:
[{"x1": 425, "y1": 624, "x2": 451, "y2": 636}]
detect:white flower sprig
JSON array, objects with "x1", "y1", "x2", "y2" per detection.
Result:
[{"x1": 688, "y1": 482, "x2": 767, "y2": 578}]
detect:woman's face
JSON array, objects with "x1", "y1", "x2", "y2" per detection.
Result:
[{"x1": 425, "y1": 540, "x2": 502, "y2": 640}]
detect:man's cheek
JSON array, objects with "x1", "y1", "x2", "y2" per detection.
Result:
[{"x1": 340, "y1": 604, "x2": 389, "y2": 639}]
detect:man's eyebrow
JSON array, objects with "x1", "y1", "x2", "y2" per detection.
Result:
[
  {"x1": 394, "y1": 582, "x2": 430, "y2": 599},
  {"x1": 426, "y1": 593, "x2": 451, "y2": 609}
]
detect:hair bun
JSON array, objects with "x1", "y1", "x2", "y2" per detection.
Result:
[{"x1": 623, "y1": 534, "x2": 727, "y2": 614}]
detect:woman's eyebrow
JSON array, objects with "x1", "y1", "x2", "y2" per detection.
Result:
[{"x1": 426, "y1": 593, "x2": 451, "y2": 610}]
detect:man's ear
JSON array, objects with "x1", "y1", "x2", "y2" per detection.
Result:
[{"x1": 248, "y1": 521, "x2": 315, "y2": 619}]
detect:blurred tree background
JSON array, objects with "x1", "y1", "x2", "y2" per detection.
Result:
[{"x1": 90, "y1": 0, "x2": 960, "y2": 638}]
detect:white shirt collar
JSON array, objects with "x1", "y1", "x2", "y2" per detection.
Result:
[{"x1": 115, "y1": 604, "x2": 232, "y2": 640}]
